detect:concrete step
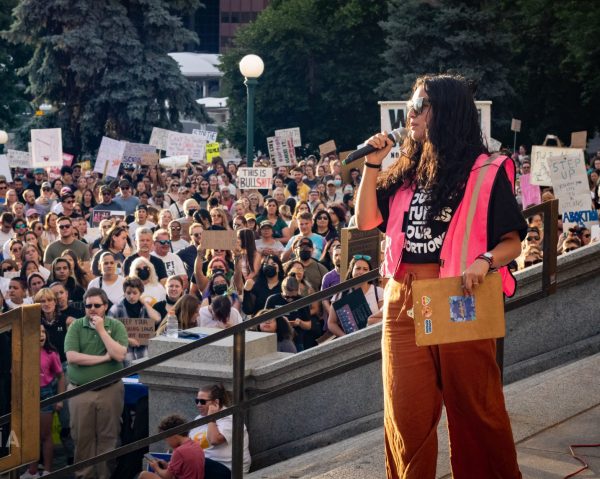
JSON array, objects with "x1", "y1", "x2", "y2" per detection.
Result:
[{"x1": 247, "y1": 353, "x2": 600, "y2": 479}]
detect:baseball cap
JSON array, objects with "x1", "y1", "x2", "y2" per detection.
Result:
[
  {"x1": 100, "y1": 185, "x2": 112, "y2": 194},
  {"x1": 41, "y1": 181, "x2": 51, "y2": 189},
  {"x1": 60, "y1": 187, "x2": 72, "y2": 196},
  {"x1": 118, "y1": 179, "x2": 131, "y2": 188},
  {"x1": 60, "y1": 192, "x2": 74, "y2": 201},
  {"x1": 298, "y1": 237, "x2": 313, "y2": 248},
  {"x1": 259, "y1": 220, "x2": 273, "y2": 229},
  {"x1": 25, "y1": 209, "x2": 39, "y2": 217},
  {"x1": 326, "y1": 180, "x2": 336, "y2": 186},
  {"x1": 245, "y1": 213, "x2": 256, "y2": 221},
  {"x1": 34, "y1": 168, "x2": 45, "y2": 175},
  {"x1": 135, "y1": 204, "x2": 148, "y2": 211}
]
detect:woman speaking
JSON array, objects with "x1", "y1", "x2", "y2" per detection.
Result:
[{"x1": 356, "y1": 74, "x2": 526, "y2": 479}]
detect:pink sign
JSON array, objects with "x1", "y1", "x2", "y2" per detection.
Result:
[{"x1": 520, "y1": 173, "x2": 541, "y2": 208}]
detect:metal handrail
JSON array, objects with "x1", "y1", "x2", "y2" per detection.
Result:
[{"x1": 5, "y1": 200, "x2": 560, "y2": 478}]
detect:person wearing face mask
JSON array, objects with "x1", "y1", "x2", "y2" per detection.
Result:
[
  {"x1": 265, "y1": 275, "x2": 312, "y2": 352},
  {"x1": 129, "y1": 257, "x2": 166, "y2": 305},
  {"x1": 283, "y1": 237, "x2": 328, "y2": 294},
  {"x1": 242, "y1": 255, "x2": 284, "y2": 316},
  {"x1": 201, "y1": 272, "x2": 241, "y2": 312}
]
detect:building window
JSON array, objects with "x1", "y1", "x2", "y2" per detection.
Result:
[
  {"x1": 230, "y1": 12, "x2": 240, "y2": 23},
  {"x1": 221, "y1": 12, "x2": 230, "y2": 23}
]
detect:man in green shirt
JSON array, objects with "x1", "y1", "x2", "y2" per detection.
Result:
[{"x1": 64, "y1": 287, "x2": 128, "y2": 479}]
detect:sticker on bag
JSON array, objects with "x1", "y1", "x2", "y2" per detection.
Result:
[{"x1": 424, "y1": 319, "x2": 432, "y2": 334}]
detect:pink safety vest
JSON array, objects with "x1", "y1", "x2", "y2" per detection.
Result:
[{"x1": 381, "y1": 154, "x2": 518, "y2": 297}]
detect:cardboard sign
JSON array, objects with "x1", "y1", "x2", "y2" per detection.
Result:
[
  {"x1": 275, "y1": 127, "x2": 302, "y2": 148},
  {"x1": 332, "y1": 288, "x2": 372, "y2": 334},
  {"x1": 206, "y1": 142, "x2": 220, "y2": 164},
  {"x1": 511, "y1": 119, "x2": 521, "y2": 132},
  {"x1": 6, "y1": 149, "x2": 32, "y2": 168},
  {"x1": 319, "y1": 140, "x2": 337, "y2": 156},
  {"x1": 340, "y1": 227, "x2": 381, "y2": 280},
  {"x1": 487, "y1": 137, "x2": 502, "y2": 152},
  {"x1": 122, "y1": 142, "x2": 158, "y2": 165},
  {"x1": 547, "y1": 153, "x2": 590, "y2": 214},
  {"x1": 0, "y1": 156, "x2": 13, "y2": 182},
  {"x1": 91, "y1": 209, "x2": 127, "y2": 227},
  {"x1": 94, "y1": 136, "x2": 126, "y2": 177},
  {"x1": 31, "y1": 128, "x2": 63, "y2": 167},
  {"x1": 149, "y1": 127, "x2": 171, "y2": 151},
  {"x1": 200, "y1": 229, "x2": 237, "y2": 251},
  {"x1": 159, "y1": 155, "x2": 189, "y2": 169},
  {"x1": 267, "y1": 136, "x2": 295, "y2": 166},
  {"x1": 237, "y1": 167, "x2": 273, "y2": 189},
  {"x1": 119, "y1": 317, "x2": 155, "y2": 346},
  {"x1": 530, "y1": 146, "x2": 584, "y2": 186},
  {"x1": 167, "y1": 131, "x2": 206, "y2": 162},
  {"x1": 519, "y1": 173, "x2": 541, "y2": 209},
  {"x1": 192, "y1": 129, "x2": 218, "y2": 143},
  {"x1": 570, "y1": 131, "x2": 587, "y2": 149}
]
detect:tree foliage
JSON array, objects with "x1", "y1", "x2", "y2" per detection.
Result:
[
  {"x1": 5, "y1": 0, "x2": 208, "y2": 156},
  {"x1": 220, "y1": 0, "x2": 387, "y2": 154}
]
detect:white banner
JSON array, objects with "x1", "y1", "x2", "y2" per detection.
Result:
[
  {"x1": 31, "y1": 128, "x2": 63, "y2": 168},
  {"x1": 275, "y1": 127, "x2": 302, "y2": 148},
  {"x1": 0, "y1": 156, "x2": 13, "y2": 182},
  {"x1": 6, "y1": 149, "x2": 32, "y2": 168},
  {"x1": 159, "y1": 155, "x2": 189, "y2": 169},
  {"x1": 167, "y1": 131, "x2": 206, "y2": 162},
  {"x1": 237, "y1": 167, "x2": 273, "y2": 190},
  {"x1": 149, "y1": 127, "x2": 171, "y2": 151},
  {"x1": 94, "y1": 136, "x2": 126, "y2": 177},
  {"x1": 192, "y1": 129, "x2": 218, "y2": 143},
  {"x1": 530, "y1": 146, "x2": 584, "y2": 186}
]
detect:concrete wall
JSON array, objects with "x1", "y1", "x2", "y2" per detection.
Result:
[{"x1": 141, "y1": 241, "x2": 600, "y2": 470}]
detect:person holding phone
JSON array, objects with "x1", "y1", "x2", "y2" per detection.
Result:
[{"x1": 140, "y1": 414, "x2": 205, "y2": 479}]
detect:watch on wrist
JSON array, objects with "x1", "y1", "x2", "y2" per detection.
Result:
[{"x1": 477, "y1": 252, "x2": 494, "y2": 269}]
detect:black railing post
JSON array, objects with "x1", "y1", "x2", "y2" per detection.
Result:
[
  {"x1": 542, "y1": 199, "x2": 559, "y2": 295},
  {"x1": 231, "y1": 329, "x2": 246, "y2": 478}
]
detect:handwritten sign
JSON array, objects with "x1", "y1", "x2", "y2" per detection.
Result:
[
  {"x1": 149, "y1": 127, "x2": 171, "y2": 151},
  {"x1": 319, "y1": 140, "x2": 337, "y2": 156},
  {"x1": 192, "y1": 129, "x2": 218, "y2": 143},
  {"x1": 159, "y1": 155, "x2": 189, "y2": 169},
  {"x1": 275, "y1": 127, "x2": 302, "y2": 148},
  {"x1": 519, "y1": 174, "x2": 541, "y2": 209},
  {"x1": 511, "y1": 119, "x2": 521, "y2": 132},
  {"x1": 31, "y1": 128, "x2": 63, "y2": 167},
  {"x1": 167, "y1": 131, "x2": 206, "y2": 162},
  {"x1": 94, "y1": 136, "x2": 126, "y2": 177},
  {"x1": 206, "y1": 142, "x2": 220, "y2": 164},
  {"x1": 119, "y1": 317, "x2": 155, "y2": 346},
  {"x1": 122, "y1": 142, "x2": 158, "y2": 165},
  {"x1": 6, "y1": 149, "x2": 32, "y2": 168},
  {"x1": 267, "y1": 136, "x2": 295, "y2": 166},
  {"x1": 237, "y1": 167, "x2": 273, "y2": 190},
  {"x1": 570, "y1": 131, "x2": 587, "y2": 149},
  {"x1": 530, "y1": 146, "x2": 584, "y2": 186},
  {"x1": 0, "y1": 156, "x2": 13, "y2": 182},
  {"x1": 200, "y1": 229, "x2": 237, "y2": 251}
]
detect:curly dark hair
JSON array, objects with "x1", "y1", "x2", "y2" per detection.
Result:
[{"x1": 376, "y1": 74, "x2": 487, "y2": 221}]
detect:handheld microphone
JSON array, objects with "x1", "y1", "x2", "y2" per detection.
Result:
[{"x1": 342, "y1": 128, "x2": 408, "y2": 165}]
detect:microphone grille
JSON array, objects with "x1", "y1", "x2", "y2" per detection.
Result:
[{"x1": 390, "y1": 128, "x2": 408, "y2": 144}]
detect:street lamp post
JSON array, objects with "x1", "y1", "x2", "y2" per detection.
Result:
[{"x1": 239, "y1": 54, "x2": 264, "y2": 167}]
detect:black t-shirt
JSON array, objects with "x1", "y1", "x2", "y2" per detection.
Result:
[
  {"x1": 42, "y1": 314, "x2": 69, "y2": 363},
  {"x1": 377, "y1": 168, "x2": 527, "y2": 263}
]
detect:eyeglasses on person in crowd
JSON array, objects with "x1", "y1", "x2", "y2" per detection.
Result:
[
  {"x1": 564, "y1": 247, "x2": 578, "y2": 253},
  {"x1": 85, "y1": 303, "x2": 104, "y2": 309},
  {"x1": 58, "y1": 224, "x2": 71, "y2": 230},
  {"x1": 42, "y1": 187, "x2": 51, "y2": 192},
  {"x1": 195, "y1": 398, "x2": 209, "y2": 405},
  {"x1": 524, "y1": 259, "x2": 542, "y2": 267},
  {"x1": 526, "y1": 236, "x2": 540, "y2": 242},
  {"x1": 353, "y1": 254, "x2": 371, "y2": 261},
  {"x1": 156, "y1": 239, "x2": 171, "y2": 245},
  {"x1": 15, "y1": 224, "x2": 27, "y2": 229},
  {"x1": 407, "y1": 97, "x2": 431, "y2": 116}
]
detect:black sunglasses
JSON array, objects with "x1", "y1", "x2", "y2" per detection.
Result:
[
  {"x1": 195, "y1": 398, "x2": 209, "y2": 405},
  {"x1": 156, "y1": 239, "x2": 171, "y2": 245},
  {"x1": 407, "y1": 97, "x2": 431, "y2": 116},
  {"x1": 58, "y1": 224, "x2": 71, "y2": 229},
  {"x1": 526, "y1": 236, "x2": 540, "y2": 242},
  {"x1": 85, "y1": 303, "x2": 104, "y2": 309}
]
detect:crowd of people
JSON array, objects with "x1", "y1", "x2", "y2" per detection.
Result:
[{"x1": 0, "y1": 138, "x2": 595, "y2": 478}]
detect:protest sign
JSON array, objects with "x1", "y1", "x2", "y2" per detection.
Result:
[
  {"x1": 340, "y1": 227, "x2": 381, "y2": 280},
  {"x1": 488, "y1": 137, "x2": 502, "y2": 152},
  {"x1": 319, "y1": 140, "x2": 337, "y2": 156},
  {"x1": 62, "y1": 153, "x2": 74, "y2": 167},
  {"x1": 341, "y1": 156, "x2": 364, "y2": 185},
  {"x1": 159, "y1": 155, "x2": 189, "y2": 169},
  {"x1": 530, "y1": 146, "x2": 584, "y2": 186},
  {"x1": 237, "y1": 167, "x2": 273, "y2": 189},
  {"x1": 149, "y1": 127, "x2": 171, "y2": 151},
  {"x1": 31, "y1": 128, "x2": 63, "y2": 168},
  {"x1": 122, "y1": 142, "x2": 158, "y2": 165},
  {"x1": 167, "y1": 131, "x2": 206, "y2": 162},
  {"x1": 192, "y1": 129, "x2": 218, "y2": 143},
  {"x1": 0, "y1": 156, "x2": 13, "y2": 182},
  {"x1": 591, "y1": 225, "x2": 600, "y2": 243},
  {"x1": 570, "y1": 131, "x2": 587, "y2": 149},
  {"x1": 80, "y1": 160, "x2": 92, "y2": 171},
  {"x1": 547, "y1": 152, "x2": 596, "y2": 228},
  {"x1": 47, "y1": 167, "x2": 61, "y2": 180},
  {"x1": 511, "y1": 119, "x2": 521, "y2": 132},
  {"x1": 200, "y1": 230, "x2": 237, "y2": 251},
  {"x1": 6, "y1": 149, "x2": 32, "y2": 168},
  {"x1": 332, "y1": 288, "x2": 372, "y2": 334},
  {"x1": 206, "y1": 142, "x2": 220, "y2": 163},
  {"x1": 275, "y1": 127, "x2": 302, "y2": 148},
  {"x1": 519, "y1": 173, "x2": 541, "y2": 208},
  {"x1": 119, "y1": 317, "x2": 155, "y2": 346},
  {"x1": 94, "y1": 136, "x2": 126, "y2": 177},
  {"x1": 267, "y1": 136, "x2": 295, "y2": 166},
  {"x1": 91, "y1": 210, "x2": 127, "y2": 227}
]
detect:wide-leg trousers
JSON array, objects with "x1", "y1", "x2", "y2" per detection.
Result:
[{"x1": 382, "y1": 263, "x2": 521, "y2": 479}]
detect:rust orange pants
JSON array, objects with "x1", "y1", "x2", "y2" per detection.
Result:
[{"x1": 382, "y1": 263, "x2": 521, "y2": 479}]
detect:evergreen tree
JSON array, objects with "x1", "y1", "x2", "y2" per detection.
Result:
[
  {"x1": 378, "y1": 0, "x2": 514, "y2": 144},
  {"x1": 5, "y1": 0, "x2": 208, "y2": 156},
  {"x1": 220, "y1": 0, "x2": 387, "y2": 154}
]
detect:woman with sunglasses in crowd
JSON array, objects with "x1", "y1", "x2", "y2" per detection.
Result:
[
  {"x1": 356, "y1": 75, "x2": 526, "y2": 478},
  {"x1": 189, "y1": 384, "x2": 252, "y2": 476},
  {"x1": 312, "y1": 210, "x2": 338, "y2": 243},
  {"x1": 326, "y1": 255, "x2": 383, "y2": 339},
  {"x1": 256, "y1": 198, "x2": 290, "y2": 245}
]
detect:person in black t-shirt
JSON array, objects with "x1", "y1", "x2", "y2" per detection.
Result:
[{"x1": 356, "y1": 74, "x2": 525, "y2": 479}]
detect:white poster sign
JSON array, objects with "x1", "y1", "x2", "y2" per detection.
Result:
[
  {"x1": 487, "y1": 137, "x2": 502, "y2": 152},
  {"x1": 192, "y1": 129, "x2": 218, "y2": 143},
  {"x1": 237, "y1": 167, "x2": 273, "y2": 190},
  {"x1": 267, "y1": 136, "x2": 296, "y2": 166},
  {"x1": 122, "y1": 142, "x2": 158, "y2": 165},
  {"x1": 94, "y1": 136, "x2": 126, "y2": 177},
  {"x1": 166, "y1": 132, "x2": 206, "y2": 162},
  {"x1": 6, "y1": 149, "x2": 32, "y2": 168},
  {"x1": 149, "y1": 127, "x2": 171, "y2": 151},
  {"x1": 275, "y1": 127, "x2": 302, "y2": 148},
  {"x1": 0, "y1": 156, "x2": 13, "y2": 182},
  {"x1": 159, "y1": 155, "x2": 189, "y2": 169},
  {"x1": 31, "y1": 128, "x2": 63, "y2": 168},
  {"x1": 530, "y1": 146, "x2": 584, "y2": 186}
]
